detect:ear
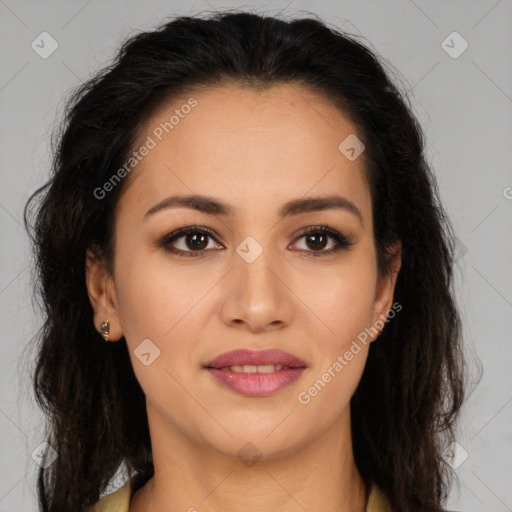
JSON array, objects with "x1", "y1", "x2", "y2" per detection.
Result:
[
  {"x1": 370, "y1": 241, "x2": 402, "y2": 340},
  {"x1": 85, "y1": 247, "x2": 123, "y2": 341}
]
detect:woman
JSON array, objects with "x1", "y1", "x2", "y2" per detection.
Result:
[{"x1": 24, "y1": 10, "x2": 467, "y2": 512}]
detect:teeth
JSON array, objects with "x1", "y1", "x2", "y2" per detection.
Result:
[{"x1": 221, "y1": 364, "x2": 284, "y2": 373}]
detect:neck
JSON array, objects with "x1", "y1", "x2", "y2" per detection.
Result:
[{"x1": 130, "y1": 403, "x2": 368, "y2": 512}]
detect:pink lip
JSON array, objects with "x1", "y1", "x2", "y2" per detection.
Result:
[
  {"x1": 204, "y1": 349, "x2": 307, "y2": 397},
  {"x1": 204, "y1": 349, "x2": 307, "y2": 369}
]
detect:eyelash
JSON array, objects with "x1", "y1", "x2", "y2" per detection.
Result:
[{"x1": 156, "y1": 224, "x2": 354, "y2": 259}]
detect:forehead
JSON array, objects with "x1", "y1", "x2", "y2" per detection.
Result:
[{"x1": 118, "y1": 82, "x2": 371, "y2": 222}]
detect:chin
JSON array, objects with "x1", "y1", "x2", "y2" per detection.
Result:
[{"x1": 201, "y1": 424, "x2": 309, "y2": 463}]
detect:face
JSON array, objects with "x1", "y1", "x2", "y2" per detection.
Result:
[{"x1": 86, "y1": 82, "x2": 401, "y2": 461}]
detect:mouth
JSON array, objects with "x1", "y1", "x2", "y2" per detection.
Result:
[
  {"x1": 203, "y1": 349, "x2": 307, "y2": 397},
  {"x1": 209, "y1": 363, "x2": 296, "y2": 373},
  {"x1": 204, "y1": 348, "x2": 307, "y2": 369}
]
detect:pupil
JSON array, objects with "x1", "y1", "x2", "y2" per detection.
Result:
[
  {"x1": 307, "y1": 234, "x2": 326, "y2": 250},
  {"x1": 188, "y1": 233, "x2": 207, "y2": 250}
]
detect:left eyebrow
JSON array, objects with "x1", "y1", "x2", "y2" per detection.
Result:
[{"x1": 144, "y1": 194, "x2": 363, "y2": 225}]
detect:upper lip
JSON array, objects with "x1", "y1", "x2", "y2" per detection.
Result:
[{"x1": 204, "y1": 349, "x2": 307, "y2": 369}]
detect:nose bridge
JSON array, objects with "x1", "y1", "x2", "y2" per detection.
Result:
[
  {"x1": 220, "y1": 232, "x2": 292, "y2": 330},
  {"x1": 234, "y1": 233, "x2": 281, "y2": 297}
]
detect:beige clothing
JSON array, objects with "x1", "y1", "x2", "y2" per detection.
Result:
[{"x1": 89, "y1": 474, "x2": 392, "y2": 511}]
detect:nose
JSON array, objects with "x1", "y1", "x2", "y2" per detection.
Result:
[{"x1": 219, "y1": 242, "x2": 294, "y2": 333}]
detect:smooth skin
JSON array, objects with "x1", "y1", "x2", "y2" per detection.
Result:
[{"x1": 86, "y1": 82, "x2": 401, "y2": 512}]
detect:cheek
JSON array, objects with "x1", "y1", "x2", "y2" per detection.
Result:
[
  {"x1": 312, "y1": 286, "x2": 374, "y2": 399},
  {"x1": 115, "y1": 249, "x2": 200, "y2": 340},
  {"x1": 305, "y1": 261, "x2": 377, "y2": 347},
  {"x1": 295, "y1": 271, "x2": 375, "y2": 419},
  {"x1": 114, "y1": 260, "x2": 198, "y2": 402},
  {"x1": 114, "y1": 251, "x2": 211, "y2": 388}
]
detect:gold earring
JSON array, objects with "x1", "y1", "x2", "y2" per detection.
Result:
[{"x1": 100, "y1": 320, "x2": 111, "y2": 342}]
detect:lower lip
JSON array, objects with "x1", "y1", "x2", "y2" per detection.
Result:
[{"x1": 205, "y1": 367, "x2": 305, "y2": 397}]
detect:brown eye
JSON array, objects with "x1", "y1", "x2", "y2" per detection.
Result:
[
  {"x1": 292, "y1": 225, "x2": 354, "y2": 258},
  {"x1": 158, "y1": 225, "x2": 222, "y2": 257},
  {"x1": 304, "y1": 232, "x2": 328, "y2": 251},
  {"x1": 184, "y1": 232, "x2": 209, "y2": 251},
  {"x1": 158, "y1": 224, "x2": 354, "y2": 259}
]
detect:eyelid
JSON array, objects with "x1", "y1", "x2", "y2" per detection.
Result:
[
  {"x1": 156, "y1": 223, "x2": 355, "y2": 257},
  {"x1": 291, "y1": 225, "x2": 355, "y2": 256},
  {"x1": 155, "y1": 224, "x2": 220, "y2": 254}
]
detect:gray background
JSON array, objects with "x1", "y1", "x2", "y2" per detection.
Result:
[{"x1": 1, "y1": 0, "x2": 511, "y2": 510}]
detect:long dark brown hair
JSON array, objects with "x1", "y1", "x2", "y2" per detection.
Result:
[{"x1": 23, "y1": 10, "x2": 470, "y2": 512}]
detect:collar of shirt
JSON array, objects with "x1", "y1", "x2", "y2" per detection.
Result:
[{"x1": 88, "y1": 474, "x2": 392, "y2": 512}]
